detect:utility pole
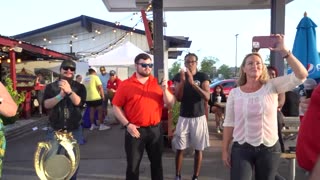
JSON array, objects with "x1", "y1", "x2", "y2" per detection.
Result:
[{"x1": 235, "y1": 34, "x2": 239, "y2": 77}]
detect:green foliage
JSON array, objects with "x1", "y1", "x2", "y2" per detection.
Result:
[
  {"x1": 200, "y1": 56, "x2": 219, "y2": 79},
  {"x1": 265, "y1": 55, "x2": 270, "y2": 66},
  {"x1": 1, "y1": 78, "x2": 26, "y2": 125},
  {"x1": 169, "y1": 61, "x2": 181, "y2": 80},
  {"x1": 217, "y1": 64, "x2": 233, "y2": 79},
  {"x1": 170, "y1": 102, "x2": 180, "y2": 129}
]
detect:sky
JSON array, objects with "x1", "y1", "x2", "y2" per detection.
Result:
[{"x1": 1, "y1": 0, "x2": 320, "y2": 68}]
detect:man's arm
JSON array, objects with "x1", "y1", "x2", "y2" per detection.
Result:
[
  {"x1": 191, "y1": 80, "x2": 210, "y2": 101},
  {"x1": 161, "y1": 80, "x2": 175, "y2": 108},
  {"x1": 310, "y1": 157, "x2": 320, "y2": 180},
  {"x1": 174, "y1": 70, "x2": 185, "y2": 102},
  {"x1": 98, "y1": 85, "x2": 105, "y2": 101},
  {"x1": 0, "y1": 82, "x2": 18, "y2": 117},
  {"x1": 113, "y1": 105, "x2": 140, "y2": 138}
]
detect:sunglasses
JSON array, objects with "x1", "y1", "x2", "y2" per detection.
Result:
[
  {"x1": 137, "y1": 63, "x2": 153, "y2": 68},
  {"x1": 185, "y1": 60, "x2": 197, "y2": 64},
  {"x1": 62, "y1": 66, "x2": 75, "y2": 71}
]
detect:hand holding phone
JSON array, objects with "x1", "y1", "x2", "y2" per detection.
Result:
[{"x1": 252, "y1": 36, "x2": 279, "y2": 50}]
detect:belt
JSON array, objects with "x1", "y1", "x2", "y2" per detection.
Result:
[{"x1": 139, "y1": 123, "x2": 160, "y2": 128}]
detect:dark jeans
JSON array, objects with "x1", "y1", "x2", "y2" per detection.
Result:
[
  {"x1": 125, "y1": 123, "x2": 163, "y2": 180},
  {"x1": 277, "y1": 111, "x2": 285, "y2": 152},
  {"x1": 231, "y1": 141, "x2": 281, "y2": 180}
]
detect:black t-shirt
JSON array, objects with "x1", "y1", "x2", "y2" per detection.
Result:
[
  {"x1": 281, "y1": 91, "x2": 299, "y2": 116},
  {"x1": 43, "y1": 80, "x2": 86, "y2": 131},
  {"x1": 173, "y1": 72, "x2": 210, "y2": 117}
]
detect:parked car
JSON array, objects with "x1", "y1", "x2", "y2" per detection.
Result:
[{"x1": 209, "y1": 79, "x2": 237, "y2": 96}]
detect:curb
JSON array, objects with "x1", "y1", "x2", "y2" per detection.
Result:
[{"x1": 4, "y1": 117, "x2": 48, "y2": 142}]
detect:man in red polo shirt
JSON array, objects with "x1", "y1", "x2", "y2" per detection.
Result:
[
  {"x1": 297, "y1": 83, "x2": 320, "y2": 173},
  {"x1": 112, "y1": 53, "x2": 175, "y2": 180},
  {"x1": 106, "y1": 70, "x2": 122, "y2": 105}
]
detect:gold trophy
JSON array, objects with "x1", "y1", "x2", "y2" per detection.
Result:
[{"x1": 34, "y1": 130, "x2": 80, "y2": 180}]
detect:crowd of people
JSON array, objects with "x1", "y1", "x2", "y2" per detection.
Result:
[{"x1": 2, "y1": 34, "x2": 320, "y2": 180}]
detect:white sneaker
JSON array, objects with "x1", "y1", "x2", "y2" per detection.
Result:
[
  {"x1": 90, "y1": 124, "x2": 98, "y2": 131},
  {"x1": 99, "y1": 124, "x2": 111, "y2": 131}
]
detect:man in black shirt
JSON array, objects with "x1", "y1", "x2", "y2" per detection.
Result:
[
  {"x1": 43, "y1": 59, "x2": 86, "y2": 179},
  {"x1": 172, "y1": 53, "x2": 211, "y2": 180}
]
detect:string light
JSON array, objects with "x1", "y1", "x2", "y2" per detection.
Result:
[
  {"x1": 24, "y1": 15, "x2": 143, "y2": 59},
  {"x1": 17, "y1": 58, "x2": 21, "y2": 63},
  {"x1": 7, "y1": 59, "x2": 10, "y2": 63}
]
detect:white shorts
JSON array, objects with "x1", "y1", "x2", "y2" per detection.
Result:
[{"x1": 172, "y1": 115, "x2": 210, "y2": 151}]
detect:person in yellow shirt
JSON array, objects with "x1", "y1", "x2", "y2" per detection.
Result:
[{"x1": 83, "y1": 67, "x2": 110, "y2": 131}]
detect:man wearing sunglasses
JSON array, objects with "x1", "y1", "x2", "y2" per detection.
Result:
[
  {"x1": 43, "y1": 59, "x2": 87, "y2": 179},
  {"x1": 172, "y1": 53, "x2": 211, "y2": 180},
  {"x1": 112, "y1": 53, "x2": 175, "y2": 180}
]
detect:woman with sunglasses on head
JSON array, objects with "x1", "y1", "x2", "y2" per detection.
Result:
[{"x1": 222, "y1": 34, "x2": 308, "y2": 180}]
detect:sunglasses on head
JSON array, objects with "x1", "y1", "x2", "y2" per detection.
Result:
[
  {"x1": 62, "y1": 66, "x2": 75, "y2": 71},
  {"x1": 137, "y1": 63, "x2": 153, "y2": 68}
]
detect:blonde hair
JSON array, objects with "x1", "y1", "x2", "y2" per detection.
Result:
[{"x1": 237, "y1": 52, "x2": 269, "y2": 86}]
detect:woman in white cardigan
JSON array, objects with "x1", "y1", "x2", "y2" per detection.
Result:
[{"x1": 222, "y1": 34, "x2": 308, "y2": 180}]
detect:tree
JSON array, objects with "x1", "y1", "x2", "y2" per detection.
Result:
[
  {"x1": 199, "y1": 56, "x2": 219, "y2": 79},
  {"x1": 217, "y1": 64, "x2": 233, "y2": 79},
  {"x1": 265, "y1": 55, "x2": 270, "y2": 66},
  {"x1": 169, "y1": 61, "x2": 181, "y2": 79}
]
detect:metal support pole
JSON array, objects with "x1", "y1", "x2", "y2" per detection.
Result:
[
  {"x1": 235, "y1": 34, "x2": 239, "y2": 77},
  {"x1": 270, "y1": 0, "x2": 286, "y2": 75},
  {"x1": 152, "y1": 0, "x2": 164, "y2": 79}
]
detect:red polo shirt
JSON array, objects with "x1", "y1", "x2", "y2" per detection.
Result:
[
  {"x1": 112, "y1": 73, "x2": 164, "y2": 127},
  {"x1": 107, "y1": 77, "x2": 122, "y2": 90},
  {"x1": 297, "y1": 84, "x2": 320, "y2": 171}
]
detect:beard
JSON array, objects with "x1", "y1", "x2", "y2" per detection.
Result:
[
  {"x1": 60, "y1": 74, "x2": 74, "y2": 83},
  {"x1": 137, "y1": 70, "x2": 151, "y2": 77}
]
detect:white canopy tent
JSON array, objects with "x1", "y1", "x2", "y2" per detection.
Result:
[{"x1": 88, "y1": 41, "x2": 152, "y2": 67}]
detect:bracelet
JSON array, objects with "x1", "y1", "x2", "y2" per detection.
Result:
[
  {"x1": 66, "y1": 91, "x2": 73, "y2": 97},
  {"x1": 55, "y1": 94, "x2": 63, "y2": 101},
  {"x1": 282, "y1": 50, "x2": 291, "y2": 59},
  {"x1": 124, "y1": 122, "x2": 131, "y2": 128}
]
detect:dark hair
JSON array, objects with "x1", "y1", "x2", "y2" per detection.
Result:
[
  {"x1": 134, "y1": 53, "x2": 152, "y2": 64},
  {"x1": 88, "y1": 69, "x2": 95, "y2": 74},
  {"x1": 267, "y1": 66, "x2": 279, "y2": 77},
  {"x1": 214, "y1": 85, "x2": 225, "y2": 95},
  {"x1": 184, "y1": 53, "x2": 198, "y2": 61},
  {"x1": 76, "y1": 74, "x2": 82, "y2": 79}
]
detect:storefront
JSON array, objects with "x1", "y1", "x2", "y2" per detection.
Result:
[{"x1": 0, "y1": 35, "x2": 73, "y2": 118}]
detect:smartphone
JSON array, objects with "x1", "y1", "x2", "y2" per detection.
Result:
[{"x1": 252, "y1": 36, "x2": 278, "y2": 49}]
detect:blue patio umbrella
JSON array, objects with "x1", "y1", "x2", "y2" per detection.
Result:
[{"x1": 288, "y1": 12, "x2": 320, "y2": 79}]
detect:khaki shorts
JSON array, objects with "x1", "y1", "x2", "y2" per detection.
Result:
[{"x1": 172, "y1": 115, "x2": 210, "y2": 151}]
